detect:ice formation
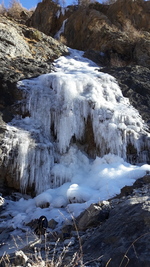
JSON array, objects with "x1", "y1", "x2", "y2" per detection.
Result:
[
  {"x1": 2, "y1": 49, "x2": 150, "y2": 194},
  {"x1": 54, "y1": 19, "x2": 68, "y2": 40}
]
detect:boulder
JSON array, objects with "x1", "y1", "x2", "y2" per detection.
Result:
[
  {"x1": 76, "y1": 202, "x2": 110, "y2": 231},
  {"x1": 62, "y1": 224, "x2": 73, "y2": 239}
]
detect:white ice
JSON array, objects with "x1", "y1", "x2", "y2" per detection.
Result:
[
  {"x1": 1, "y1": 48, "x2": 150, "y2": 231},
  {"x1": 54, "y1": 19, "x2": 68, "y2": 40}
]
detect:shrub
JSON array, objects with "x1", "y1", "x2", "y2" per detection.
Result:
[
  {"x1": 7, "y1": 0, "x2": 27, "y2": 19},
  {"x1": 123, "y1": 19, "x2": 143, "y2": 40}
]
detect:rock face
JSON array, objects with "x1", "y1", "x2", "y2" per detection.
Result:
[
  {"x1": 27, "y1": 0, "x2": 61, "y2": 36},
  {"x1": 63, "y1": 0, "x2": 150, "y2": 67},
  {"x1": 107, "y1": 0, "x2": 150, "y2": 31},
  {"x1": 27, "y1": 0, "x2": 77, "y2": 37},
  {"x1": 28, "y1": 0, "x2": 150, "y2": 68},
  {"x1": 83, "y1": 196, "x2": 150, "y2": 267}
]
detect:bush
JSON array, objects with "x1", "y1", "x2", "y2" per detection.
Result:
[{"x1": 7, "y1": 0, "x2": 27, "y2": 19}]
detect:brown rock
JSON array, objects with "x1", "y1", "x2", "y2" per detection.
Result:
[
  {"x1": 76, "y1": 202, "x2": 110, "y2": 231},
  {"x1": 107, "y1": 0, "x2": 150, "y2": 31},
  {"x1": 28, "y1": 0, "x2": 150, "y2": 67},
  {"x1": 27, "y1": 0, "x2": 76, "y2": 37}
]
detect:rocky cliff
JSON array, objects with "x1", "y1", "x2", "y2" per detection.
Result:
[{"x1": 28, "y1": 0, "x2": 150, "y2": 68}]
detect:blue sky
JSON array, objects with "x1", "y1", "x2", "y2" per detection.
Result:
[{"x1": 1, "y1": 0, "x2": 74, "y2": 9}]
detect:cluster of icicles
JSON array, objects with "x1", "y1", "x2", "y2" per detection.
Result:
[{"x1": 2, "y1": 49, "x2": 150, "y2": 194}]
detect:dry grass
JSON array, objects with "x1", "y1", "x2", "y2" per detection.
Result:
[
  {"x1": 1, "y1": 229, "x2": 149, "y2": 266},
  {"x1": 110, "y1": 54, "x2": 127, "y2": 67},
  {"x1": 0, "y1": 236, "x2": 84, "y2": 267},
  {"x1": 123, "y1": 19, "x2": 143, "y2": 40}
]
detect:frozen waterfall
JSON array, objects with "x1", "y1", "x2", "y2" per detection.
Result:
[{"x1": 2, "y1": 49, "x2": 150, "y2": 194}]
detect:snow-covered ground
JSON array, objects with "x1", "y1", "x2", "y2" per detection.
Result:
[{"x1": 1, "y1": 48, "x2": 150, "y2": 233}]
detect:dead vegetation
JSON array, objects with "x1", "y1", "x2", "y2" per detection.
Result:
[{"x1": 0, "y1": 0, "x2": 34, "y2": 21}]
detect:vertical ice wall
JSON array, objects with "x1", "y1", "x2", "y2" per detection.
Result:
[
  {"x1": 2, "y1": 49, "x2": 150, "y2": 194},
  {"x1": 3, "y1": 123, "x2": 54, "y2": 194}
]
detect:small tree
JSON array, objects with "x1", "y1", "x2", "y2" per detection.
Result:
[
  {"x1": 7, "y1": 0, "x2": 26, "y2": 18},
  {"x1": 0, "y1": 1, "x2": 6, "y2": 14}
]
